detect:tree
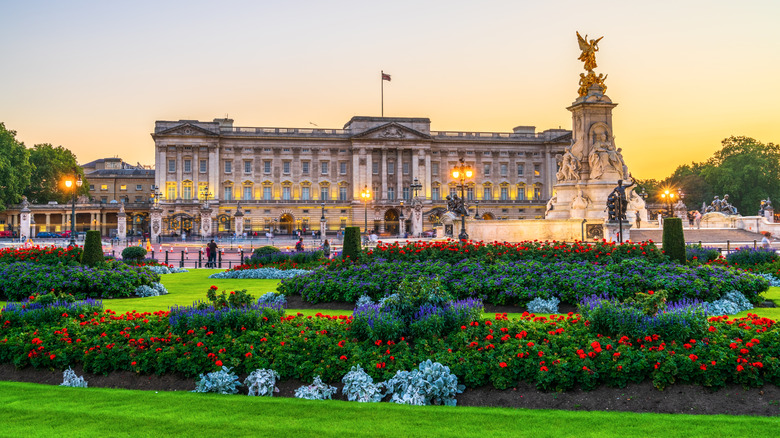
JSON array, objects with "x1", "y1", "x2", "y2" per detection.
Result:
[
  {"x1": 24, "y1": 143, "x2": 87, "y2": 204},
  {"x1": 0, "y1": 123, "x2": 33, "y2": 211},
  {"x1": 700, "y1": 136, "x2": 780, "y2": 214},
  {"x1": 665, "y1": 162, "x2": 714, "y2": 211}
]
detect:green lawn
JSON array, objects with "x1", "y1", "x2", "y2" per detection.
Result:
[{"x1": 0, "y1": 381, "x2": 776, "y2": 438}]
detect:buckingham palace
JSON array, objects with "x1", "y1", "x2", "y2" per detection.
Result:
[{"x1": 151, "y1": 116, "x2": 570, "y2": 237}]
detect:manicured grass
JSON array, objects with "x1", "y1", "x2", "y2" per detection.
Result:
[
  {"x1": 101, "y1": 270, "x2": 280, "y2": 314},
  {"x1": 0, "y1": 381, "x2": 776, "y2": 438}
]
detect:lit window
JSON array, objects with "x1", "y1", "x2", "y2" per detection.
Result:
[
  {"x1": 182, "y1": 182, "x2": 193, "y2": 200},
  {"x1": 534, "y1": 164, "x2": 541, "y2": 177},
  {"x1": 119, "y1": 185, "x2": 127, "y2": 191},
  {"x1": 166, "y1": 182, "x2": 177, "y2": 199},
  {"x1": 101, "y1": 184, "x2": 108, "y2": 191}
]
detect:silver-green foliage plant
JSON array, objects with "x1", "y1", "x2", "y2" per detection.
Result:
[
  {"x1": 384, "y1": 360, "x2": 464, "y2": 406},
  {"x1": 294, "y1": 376, "x2": 338, "y2": 400},
  {"x1": 208, "y1": 268, "x2": 310, "y2": 279},
  {"x1": 342, "y1": 365, "x2": 385, "y2": 402},
  {"x1": 193, "y1": 366, "x2": 241, "y2": 394},
  {"x1": 704, "y1": 290, "x2": 754, "y2": 315},
  {"x1": 60, "y1": 367, "x2": 88, "y2": 388},
  {"x1": 146, "y1": 265, "x2": 188, "y2": 275},
  {"x1": 134, "y1": 282, "x2": 169, "y2": 297},
  {"x1": 257, "y1": 292, "x2": 287, "y2": 307},
  {"x1": 527, "y1": 296, "x2": 560, "y2": 314},
  {"x1": 244, "y1": 369, "x2": 280, "y2": 397}
]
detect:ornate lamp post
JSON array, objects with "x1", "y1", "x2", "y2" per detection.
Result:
[
  {"x1": 399, "y1": 200, "x2": 404, "y2": 238},
  {"x1": 451, "y1": 157, "x2": 473, "y2": 241},
  {"x1": 475, "y1": 200, "x2": 480, "y2": 220},
  {"x1": 661, "y1": 189, "x2": 676, "y2": 217},
  {"x1": 360, "y1": 186, "x2": 371, "y2": 233},
  {"x1": 320, "y1": 202, "x2": 326, "y2": 237},
  {"x1": 410, "y1": 178, "x2": 422, "y2": 199},
  {"x1": 64, "y1": 173, "x2": 83, "y2": 247}
]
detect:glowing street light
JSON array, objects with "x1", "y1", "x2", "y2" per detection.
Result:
[
  {"x1": 64, "y1": 173, "x2": 83, "y2": 247},
  {"x1": 360, "y1": 186, "x2": 371, "y2": 233}
]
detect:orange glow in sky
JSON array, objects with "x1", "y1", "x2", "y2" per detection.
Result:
[{"x1": 2, "y1": 1, "x2": 779, "y2": 179}]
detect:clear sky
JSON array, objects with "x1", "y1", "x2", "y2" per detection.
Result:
[{"x1": 1, "y1": 0, "x2": 778, "y2": 179}]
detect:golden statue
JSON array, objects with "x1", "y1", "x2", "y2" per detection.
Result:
[
  {"x1": 576, "y1": 32, "x2": 607, "y2": 97},
  {"x1": 576, "y1": 31, "x2": 602, "y2": 72}
]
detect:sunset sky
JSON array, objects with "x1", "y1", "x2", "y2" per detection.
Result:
[{"x1": 2, "y1": 0, "x2": 778, "y2": 179}]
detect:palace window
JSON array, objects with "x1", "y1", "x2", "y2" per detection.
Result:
[
  {"x1": 243, "y1": 185, "x2": 253, "y2": 201},
  {"x1": 467, "y1": 187, "x2": 474, "y2": 201},
  {"x1": 387, "y1": 187, "x2": 395, "y2": 200},
  {"x1": 168, "y1": 159, "x2": 176, "y2": 173},
  {"x1": 166, "y1": 182, "x2": 176, "y2": 199},
  {"x1": 483, "y1": 187, "x2": 492, "y2": 200},
  {"x1": 339, "y1": 162, "x2": 347, "y2": 175},
  {"x1": 182, "y1": 181, "x2": 193, "y2": 200},
  {"x1": 119, "y1": 185, "x2": 127, "y2": 191},
  {"x1": 432, "y1": 162, "x2": 439, "y2": 176},
  {"x1": 244, "y1": 160, "x2": 252, "y2": 174},
  {"x1": 534, "y1": 164, "x2": 541, "y2": 177},
  {"x1": 517, "y1": 185, "x2": 527, "y2": 200},
  {"x1": 302, "y1": 161, "x2": 310, "y2": 174},
  {"x1": 263, "y1": 187, "x2": 272, "y2": 200},
  {"x1": 500, "y1": 187, "x2": 509, "y2": 200},
  {"x1": 223, "y1": 186, "x2": 233, "y2": 200},
  {"x1": 283, "y1": 161, "x2": 291, "y2": 174},
  {"x1": 321, "y1": 161, "x2": 329, "y2": 175},
  {"x1": 403, "y1": 187, "x2": 410, "y2": 200},
  {"x1": 402, "y1": 162, "x2": 409, "y2": 175},
  {"x1": 431, "y1": 186, "x2": 440, "y2": 200},
  {"x1": 339, "y1": 187, "x2": 347, "y2": 201},
  {"x1": 184, "y1": 160, "x2": 191, "y2": 173},
  {"x1": 224, "y1": 161, "x2": 232, "y2": 173},
  {"x1": 483, "y1": 164, "x2": 491, "y2": 176},
  {"x1": 320, "y1": 187, "x2": 329, "y2": 200},
  {"x1": 517, "y1": 163, "x2": 525, "y2": 176},
  {"x1": 533, "y1": 185, "x2": 542, "y2": 200},
  {"x1": 301, "y1": 187, "x2": 310, "y2": 200},
  {"x1": 388, "y1": 162, "x2": 395, "y2": 175},
  {"x1": 200, "y1": 159, "x2": 207, "y2": 173},
  {"x1": 136, "y1": 184, "x2": 142, "y2": 191},
  {"x1": 500, "y1": 163, "x2": 508, "y2": 176},
  {"x1": 372, "y1": 161, "x2": 379, "y2": 174},
  {"x1": 198, "y1": 182, "x2": 209, "y2": 199},
  {"x1": 283, "y1": 186, "x2": 291, "y2": 200}
]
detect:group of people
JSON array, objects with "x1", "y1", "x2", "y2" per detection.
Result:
[{"x1": 295, "y1": 237, "x2": 332, "y2": 258}]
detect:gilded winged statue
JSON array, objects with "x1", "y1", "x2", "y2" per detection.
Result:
[{"x1": 576, "y1": 31, "x2": 602, "y2": 72}]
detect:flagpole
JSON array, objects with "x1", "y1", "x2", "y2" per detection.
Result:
[{"x1": 381, "y1": 70, "x2": 384, "y2": 117}]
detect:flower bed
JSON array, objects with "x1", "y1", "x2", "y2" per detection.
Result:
[
  {"x1": 0, "y1": 246, "x2": 82, "y2": 265},
  {"x1": 209, "y1": 268, "x2": 310, "y2": 280},
  {"x1": 0, "y1": 303, "x2": 777, "y2": 392},
  {"x1": 361, "y1": 240, "x2": 667, "y2": 265},
  {"x1": 278, "y1": 259, "x2": 769, "y2": 306},
  {"x1": 0, "y1": 261, "x2": 159, "y2": 301}
]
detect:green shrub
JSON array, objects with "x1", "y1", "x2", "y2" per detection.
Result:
[
  {"x1": 121, "y1": 246, "x2": 147, "y2": 262},
  {"x1": 253, "y1": 246, "x2": 281, "y2": 257},
  {"x1": 662, "y1": 217, "x2": 685, "y2": 264},
  {"x1": 342, "y1": 227, "x2": 361, "y2": 261},
  {"x1": 80, "y1": 230, "x2": 104, "y2": 267}
]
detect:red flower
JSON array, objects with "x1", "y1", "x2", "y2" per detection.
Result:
[
  {"x1": 49, "y1": 354, "x2": 56, "y2": 360},
  {"x1": 499, "y1": 362, "x2": 508, "y2": 368},
  {"x1": 540, "y1": 366, "x2": 548, "y2": 372},
  {"x1": 131, "y1": 361, "x2": 137, "y2": 366},
  {"x1": 340, "y1": 355, "x2": 347, "y2": 360},
  {"x1": 215, "y1": 360, "x2": 223, "y2": 366},
  {"x1": 708, "y1": 326, "x2": 717, "y2": 332},
  {"x1": 245, "y1": 352, "x2": 252, "y2": 357},
  {"x1": 700, "y1": 364, "x2": 707, "y2": 371}
]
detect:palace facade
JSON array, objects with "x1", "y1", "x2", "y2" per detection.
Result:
[{"x1": 152, "y1": 116, "x2": 571, "y2": 237}]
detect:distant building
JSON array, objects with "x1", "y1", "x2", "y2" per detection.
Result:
[
  {"x1": 152, "y1": 116, "x2": 570, "y2": 236},
  {"x1": 0, "y1": 157, "x2": 154, "y2": 238}
]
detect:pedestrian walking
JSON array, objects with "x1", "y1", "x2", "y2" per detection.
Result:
[
  {"x1": 322, "y1": 239, "x2": 331, "y2": 259},
  {"x1": 207, "y1": 239, "x2": 218, "y2": 267}
]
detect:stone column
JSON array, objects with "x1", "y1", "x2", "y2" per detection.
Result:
[
  {"x1": 150, "y1": 206, "x2": 163, "y2": 243},
  {"x1": 397, "y1": 149, "x2": 403, "y2": 202},
  {"x1": 424, "y1": 153, "x2": 432, "y2": 199},
  {"x1": 381, "y1": 149, "x2": 387, "y2": 200},
  {"x1": 20, "y1": 202, "x2": 31, "y2": 241},
  {"x1": 117, "y1": 204, "x2": 127, "y2": 240},
  {"x1": 200, "y1": 205, "x2": 213, "y2": 238},
  {"x1": 45, "y1": 213, "x2": 51, "y2": 232},
  {"x1": 209, "y1": 145, "x2": 219, "y2": 202},
  {"x1": 101, "y1": 211, "x2": 108, "y2": 236},
  {"x1": 353, "y1": 149, "x2": 362, "y2": 199},
  {"x1": 234, "y1": 204, "x2": 244, "y2": 237}
]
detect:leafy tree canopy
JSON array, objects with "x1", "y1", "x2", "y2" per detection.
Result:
[
  {"x1": 24, "y1": 143, "x2": 87, "y2": 204},
  {"x1": 0, "y1": 123, "x2": 33, "y2": 211}
]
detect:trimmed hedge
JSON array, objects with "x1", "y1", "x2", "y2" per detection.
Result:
[
  {"x1": 662, "y1": 217, "x2": 685, "y2": 264},
  {"x1": 80, "y1": 230, "x2": 104, "y2": 267},
  {"x1": 342, "y1": 227, "x2": 361, "y2": 260}
]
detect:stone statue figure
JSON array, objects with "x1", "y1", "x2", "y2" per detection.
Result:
[
  {"x1": 545, "y1": 196, "x2": 557, "y2": 216},
  {"x1": 445, "y1": 194, "x2": 468, "y2": 217},
  {"x1": 20, "y1": 196, "x2": 30, "y2": 209},
  {"x1": 571, "y1": 187, "x2": 590, "y2": 210},
  {"x1": 606, "y1": 177, "x2": 635, "y2": 221},
  {"x1": 705, "y1": 196, "x2": 721, "y2": 213},
  {"x1": 758, "y1": 198, "x2": 772, "y2": 216},
  {"x1": 576, "y1": 31, "x2": 603, "y2": 72},
  {"x1": 589, "y1": 132, "x2": 620, "y2": 180},
  {"x1": 557, "y1": 146, "x2": 580, "y2": 181},
  {"x1": 720, "y1": 194, "x2": 738, "y2": 215}
]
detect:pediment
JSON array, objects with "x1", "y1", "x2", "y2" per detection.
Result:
[
  {"x1": 351, "y1": 122, "x2": 432, "y2": 141},
  {"x1": 156, "y1": 123, "x2": 218, "y2": 137}
]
